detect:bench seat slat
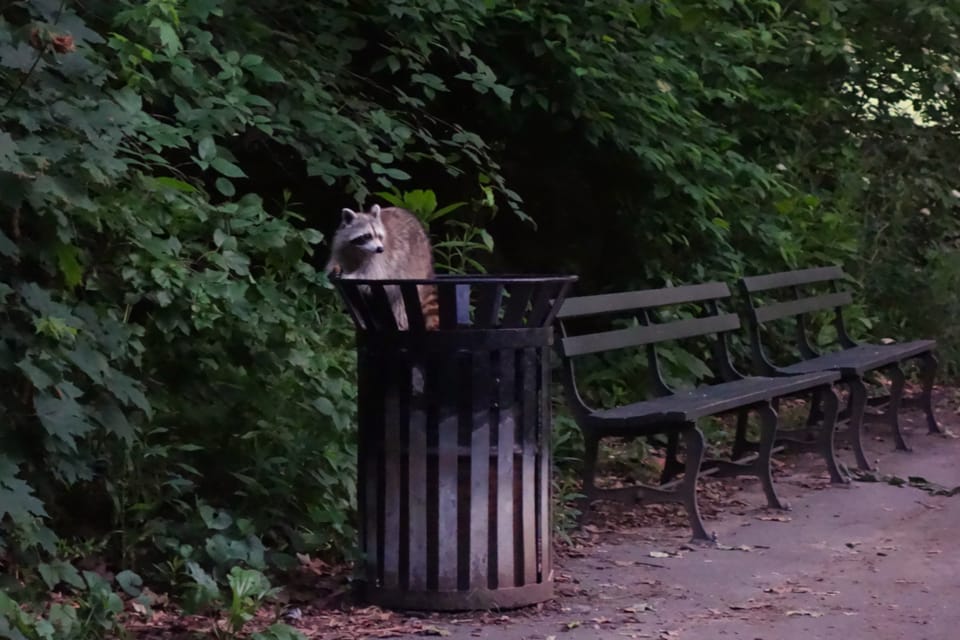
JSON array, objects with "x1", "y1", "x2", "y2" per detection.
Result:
[
  {"x1": 741, "y1": 266, "x2": 845, "y2": 293},
  {"x1": 754, "y1": 291, "x2": 853, "y2": 323},
  {"x1": 777, "y1": 340, "x2": 936, "y2": 376},
  {"x1": 556, "y1": 282, "x2": 730, "y2": 319},
  {"x1": 561, "y1": 313, "x2": 740, "y2": 357},
  {"x1": 593, "y1": 371, "x2": 839, "y2": 423}
]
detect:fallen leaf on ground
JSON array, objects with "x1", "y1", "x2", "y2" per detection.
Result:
[
  {"x1": 623, "y1": 603, "x2": 655, "y2": 614},
  {"x1": 757, "y1": 515, "x2": 792, "y2": 522},
  {"x1": 786, "y1": 610, "x2": 824, "y2": 617}
]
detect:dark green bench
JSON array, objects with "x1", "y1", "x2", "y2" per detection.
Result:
[
  {"x1": 554, "y1": 282, "x2": 843, "y2": 542},
  {"x1": 738, "y1": 266, "x2": 940, "y2": 470}
]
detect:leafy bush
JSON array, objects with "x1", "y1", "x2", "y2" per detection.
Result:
[
  {"x1": 4, "y1": 0, "x2": 960, "y2": 634},
  {"x1": 1, "y1": 0, "x2": 513, "y2": 630}
]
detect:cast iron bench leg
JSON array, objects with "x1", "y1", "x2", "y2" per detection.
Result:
[
  {"x1": 847, "y1": 378, "x2": 871, "y2": 471},
  {"x1": 580, "y1": 432, "x2": 600, "y2": 511},
  {"x1": 732, "y1": 409, "x2": 753, "y2": 459},
  {"x1": 819, "y1": 386, "x2": 848, "y2": 484},
  {"x1": 681, "y1": 426, "x2": 710, "y2": 542},
  {"x1": 757, "y1": 402, "x2": 788, "y2": 511},
  {"x1": 660, "y1": 431, "x2": 685, "y2": 484},
  {"x1": 885, "y1": 364, "x2": 911, "y2": 452},
  {"x1": 806, "y1": 388, "x2": 823, "y2": 431},
  {"x1": 920, "y1": 352, "x2": 941, "y2": 434}
]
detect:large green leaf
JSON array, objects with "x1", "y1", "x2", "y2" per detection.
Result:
[
  {"x1": 0, "y1": 456, "x2": 47, "y2": 521},
  {"x1": 33, "y1": 393, "x2": 93, "y2": 448},
  {"x1": 37, "y1": 560, "x2": 85, "y2": 590}
]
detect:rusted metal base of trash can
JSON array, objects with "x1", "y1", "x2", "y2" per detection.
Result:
[{"x1": 335, "y1": 275, "x2": 576, "y2": 611}]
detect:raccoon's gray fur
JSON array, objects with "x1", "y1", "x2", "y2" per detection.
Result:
[{"x1": 326, "y1": 204, "x2": 439, "y2": 330}]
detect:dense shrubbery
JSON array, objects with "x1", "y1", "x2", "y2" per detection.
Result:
[{"x1": 3, "y1": 0, "x2": 960, "y2": 635}]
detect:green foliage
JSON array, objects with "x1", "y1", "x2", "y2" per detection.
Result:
[
  {"x1": 0, "y1": 568, "x2": 136, "y2": 640},
  {"x1": 550, "y1": 389, "x2": 585, "y2": 539},
  {"x1": 376, "y1": 189, "x2": 468, "y2": 225},
  {"x1": 4, "y1": 0, "x2": 960, "y2": 634},
  {"x1": 250, "y1": 625, "x2": 307, "y2": 640},
  {"x1": 221, "y1": 568, "x2": 283, "y2": 639},
  {"x1": 0, "y1": 0, "x2": 516, "y2": 631},
  {"x1": 377, "y1": 187, "x2": 495, "y2": 273}
]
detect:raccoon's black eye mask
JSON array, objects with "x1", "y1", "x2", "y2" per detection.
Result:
[{"x1": 350, "y1": 233, "x2": 373, "y2": 245}]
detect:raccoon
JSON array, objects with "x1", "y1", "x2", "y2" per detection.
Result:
[{"x1": 326, "y1": 204, "x2": 439, "y2": 330}]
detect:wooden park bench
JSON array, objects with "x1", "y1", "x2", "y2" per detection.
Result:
[
  {"x1": 554, "y1": 282, "x2": 843, "y2": 542},
  {"x1": 738, "y1": 266, "x2": 940, "y2": 471}
]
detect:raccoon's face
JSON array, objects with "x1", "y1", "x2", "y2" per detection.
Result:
[{"x1": 340, "y1": 205, "x2": 385, "y2": 254}]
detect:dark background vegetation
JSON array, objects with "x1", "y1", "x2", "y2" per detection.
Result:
[{"x1": 3, "y1": 0, "x2": 960, "y2": 637}]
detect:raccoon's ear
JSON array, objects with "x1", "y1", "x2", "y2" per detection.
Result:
[
  {"x1": 371, "y1": 204, "x2": 382, "y2": 218},
  {"x1": 341, "y1": 208, "x2": 357, "y2": 225}
]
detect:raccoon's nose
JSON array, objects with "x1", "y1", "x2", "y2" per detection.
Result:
[{"x1": 375, "y1": 246, "x2": 384, "y2": 253}]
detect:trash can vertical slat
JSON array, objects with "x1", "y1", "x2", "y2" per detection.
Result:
[
  {"x1": 528, "y1": 286, "x2": 552, "y2": 326},
  {"x1": 358, "y1": 351, "x2": 381, "y2": 585},
  {"x1": 520, "y1": 347, "x2": 538, "y2": 585},
  {"x1": 496, "y1": 348, "x2": 516, "y2": 589},
  {"x1": 436, "y1": 364, "x2": 459, "y2": 592},
  {"x1": 335, "y1": 275, "x2": 576, "y2": 611},
  {"x1": 424, "y1": 355, "x2": 440, "y2": 591},
  {"x1": 538, "y1": 345, "x2": 553, "y2": 581},
  {"x1": 368, "y1": 283, "x2": 398, "y2": 331},
  {"x1": 400, "y1": 283, "x2": 426, "y2": 332},
  {"x1": 407, "y1": 362, "x2": 428, "y2": 590},
  {"x1": 397, "y1": 358, "x2": 412, "y2": 587},
  {"x1": 355, "y1": 352, "x2": 372, "y2": 584},
  {"x1": 382, "y1": 354, "x2": 402, "y2": 589},
  {"x1": 338, "y1": 281, "x2": 371, "y2": 329},
  {"x1": 456, "y1": 350, "x2": 471, "y2": 591},
  {"x1": 375, "y1": 400, "x2": 386, "y2": 587},
  {"x1": 469, "y1": 350, "x2": 491, "y2": 590}
]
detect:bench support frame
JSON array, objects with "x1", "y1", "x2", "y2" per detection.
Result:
[
  {"x1": 557, "y1": 282, "x2": 843, "y2": 542},
  {"x1": 739, "y1": 266, "x2": 941, "y2": 465}
]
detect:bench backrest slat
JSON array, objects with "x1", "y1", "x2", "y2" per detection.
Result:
[
  {"x1": 556, "y1": 282, "x2": 730, "y2": 320},
  {"x1": 754, "y1": 291, "x2": 853, "y2": 324},
  {"x1": 738, "y1": 266, "x2": 860, "y2": 369},
  {"x1": 561, "y1": 312, "x2": 740, "y2": 357},
  {"x1": 740, "y1": 266, "x2": 845, "y2": 293}
]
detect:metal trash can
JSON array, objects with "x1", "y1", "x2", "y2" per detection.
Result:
[{"x1": 333, "y1": 275, "x2": 577, "y2": 611}]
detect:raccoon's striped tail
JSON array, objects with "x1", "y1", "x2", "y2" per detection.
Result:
[{"x1": 419, "y1": 284, "x2": 439, "y2": 331}]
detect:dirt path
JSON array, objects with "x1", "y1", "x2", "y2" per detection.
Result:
[{"x1": 379, "y1": 396, "x2": 960, "y2": 640}]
